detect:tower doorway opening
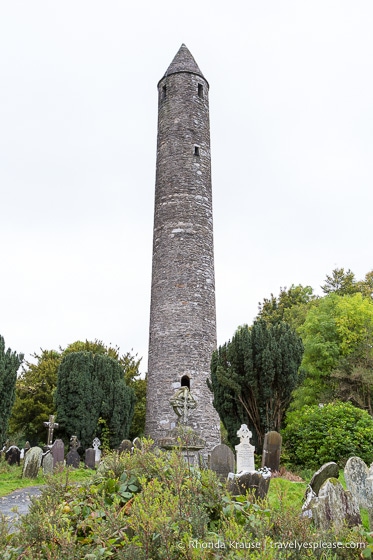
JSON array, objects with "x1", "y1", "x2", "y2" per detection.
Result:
[{"x1": 180, "y1": 375, "x2": 190, "y2": 390}]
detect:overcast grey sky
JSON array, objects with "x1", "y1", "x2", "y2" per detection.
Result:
[{"x1": 1, "y1": 1, "x2": 372, "y2": 373}]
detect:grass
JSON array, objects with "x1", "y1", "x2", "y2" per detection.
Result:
[
  {"x1": 0, "y1": 462, "x2": 92, "y2": 497},
  {"x1": 267, "y1": 476, "x2": 307, "y2": 510}
]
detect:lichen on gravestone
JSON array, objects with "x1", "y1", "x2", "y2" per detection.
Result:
[
  {"x1": 310, "y1": 478, "x2": 361, "y2": 530},
  {"x1": 344, "y1": 456, "x2": 373, "y2": 529},
  {"x1": 22, "y1": 447, "x2": 43, "y2": 479}
]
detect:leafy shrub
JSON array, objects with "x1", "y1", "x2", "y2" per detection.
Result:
[{"x1": 283, "y1": 401, "x2": 373, "y2": 468}]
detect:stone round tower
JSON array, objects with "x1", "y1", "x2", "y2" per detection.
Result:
[{"x1": 145, "y1": 44, "x2": 221, "y2": 450}]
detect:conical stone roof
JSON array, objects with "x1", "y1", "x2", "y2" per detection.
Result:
[{"x1": 163, "y1": 44, "x2": 206, "y2": 80}]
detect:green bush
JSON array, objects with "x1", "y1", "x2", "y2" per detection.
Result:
[{"x1": 283, "y1": 401, "x2": 373, "y2": 468}]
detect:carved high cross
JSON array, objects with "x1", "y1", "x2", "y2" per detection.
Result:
[
  {"x1": 170, "y1": 386, "x2": 197, "y2": 424},
  {"x1": 43, "y1": 415, "x2": 59, "y2": 446},
  {"x1": 237, "y1": 424, "x2": 252, "y2": 443}
]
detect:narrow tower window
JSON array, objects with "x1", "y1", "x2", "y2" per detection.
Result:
[
  {"x1": 198, "y1": 83, "x2": 203, "y2": 98},
  {"x1": 194, "y1": 145, "x2": 200, "y2": 157},
  {"x1": 162, "y1": 84, "x2": 167, "y2": 101},
  {"x1": 181, "y1": 375, "x2": 190, "y2": 389}
]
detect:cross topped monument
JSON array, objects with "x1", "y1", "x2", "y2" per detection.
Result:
[
  {"x1": 170, "y1": 387, "x2": 197, "y2": 425},
  {"x1": 235, "y1": 424, "x2": 255, "y2": 473},
  {"x1": 237, "y1": 424, "x2": 252, "y2": 443},
  {"x1": 43, "y1": 415, "x2": 59, "y2": 446}
]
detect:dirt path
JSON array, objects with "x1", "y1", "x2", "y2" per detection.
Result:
[{"x1": 0, "y1": 486, "x2": 43, "y2": 532}]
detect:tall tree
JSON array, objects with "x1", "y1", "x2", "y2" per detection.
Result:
[
  {"x1": 291, "y1": 292, "x2": 373, "y2": 410},
  {"x1": 55, "y1": 351, "x2": 135, "y2": 449},
  {"x1": 257, "y1": 284, "x2": 317, "y2": 330},
  {"x1": 321, "y1": 268, "x2": 373, "y2": 299},
  {"x1": 9, "y1": 339, "x2": 144, "y2": 445},
  {"x1": 121, "y1": 351, "x2": 146, "y2": 440},
  {"x1": 0, "y1": 336, "x2": 23, "y2": 446},
  {"x1": 356, "y1": 270, "x2": 373, "y2": 300},
  {"x1": 63, "y1": 339, "x2": 121, "y2": 360},
  {"x1": 208, "y1": 320, "x2": 304, "y2": 449},
  {"x1": 9, "y1": 350, "x2": 60, "y2": 445},
  {"x1": 321, "y1": 268, "x2": 357, "y2": 295}
]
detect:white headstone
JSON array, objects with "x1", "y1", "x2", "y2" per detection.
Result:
[
  {"x1": 235, "y1": 424, "x2": 255, "y2": 473},
  {"x1": 92, "y1": 437, "x2": 101, "y2": 463}
]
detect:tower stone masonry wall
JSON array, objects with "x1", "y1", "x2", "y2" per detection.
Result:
[{"x1": 145, "y1": 45, "x2": 221, "y2": 451}]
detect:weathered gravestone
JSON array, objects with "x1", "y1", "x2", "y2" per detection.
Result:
[
  {"x1": 118, "y1": 439, "x2": 132, "y2": 454},
  {"x1": 66, "y1": 435, "x2": 81, "y2": 468},
  {"x1": 344, "y1": 456, "x2": 373, "y2": 529},
  {"x1": 66, "y1": 449, "x2": 80, "y2": 468},
  {"x1": 42, "y1": 451, "x2": 54, "y2": 475},
  {"x1": 309, "y1": 462, "x2": 340, "y2": 496},
  {"x1": 235, "y1": 424, "x2": 255, "y2": 473},
  {"x1": 209, "y1": 444, "x2": 235, "y2": 481},
  {"x1": 261, "y1": 431, "x2": 282, "y2": 472},
  {"x1": 302, "y1": 461, "x2": 340, "y2": 517},
  {"x1": 85, "y1": 448, "x2": 96, "y2": 469},
  {"x1": 5, "y1": 446, "x2": 21, "y2": 466},
  {"x1": 22, "y1": 447, "x2": 43, "y2": 478},
  {"x1": 310, "y1": 478, "x2": 361, "y2": 530},
  {"x1": 51, "y1": 439, "x2": 65, "y2": 469},
  {"x1": 227, "y1": 470, "x2": 271, "y2": 499}
]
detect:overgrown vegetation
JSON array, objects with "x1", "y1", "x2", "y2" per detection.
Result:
[{"x1": 0, "y1": 442, "x2": 368, "y2": 559}]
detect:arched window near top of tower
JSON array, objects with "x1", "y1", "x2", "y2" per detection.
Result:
[
  {"x1": 198, "y1": 83, "x2": 203, "y2": 98},
  {"x1": 162, "y1": 84, "x2": 167, "y2": 101},
  {"x1": 180, "y1": 375, "x2": 190, "y2": 390}
]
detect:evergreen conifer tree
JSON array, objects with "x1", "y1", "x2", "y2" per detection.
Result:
[
  {"x1": 208, "y1": 320, "x2": 303, "y2": 449},
  {"x1": 55, "y1": 351, "x2": 135, "y2": 449},
  {"x1": 0, "y1": 336, "x2": 23, "y2": 445}
]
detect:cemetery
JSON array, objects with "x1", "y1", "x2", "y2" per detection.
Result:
[{"x1": 1, "y1": 413, "x2": 373, "y2": 558}]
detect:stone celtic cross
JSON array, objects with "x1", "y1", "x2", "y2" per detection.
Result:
[
  {"x1": 237, "y1": 424, "x2": 252, "y2": 443},
  {"x1": 43, "y1": 415, "x2": 59, "y2": 446},
  {"x1": 170, "y1": 386, "x2": 197, "y2": 425}
]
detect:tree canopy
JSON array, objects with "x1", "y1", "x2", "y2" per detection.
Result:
[
  {"x1": 257, "y1": 284, "x2": 317, "y2": 330},
  {"x1": 209, "y1": 320, "x2": 304, "y2": 449},
  {"x1": 290, "y1": 292, "x2": 373, "y2": 410},
  {"x1": 321, "y1": 267, "x2": 373, "y2": 298},
  {"x1": 0, "y1": 336, "x2": 23, "y2": 446}
]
